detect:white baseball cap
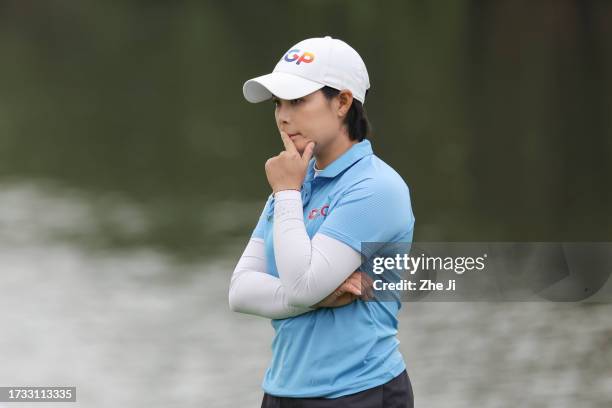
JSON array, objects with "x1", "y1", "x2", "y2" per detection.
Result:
[{"x1": 243, "y1": 36, "x2": 370, "y2": 104}]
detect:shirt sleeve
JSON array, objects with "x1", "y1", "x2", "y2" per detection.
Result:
[
  {"x1": 228, "y1": 237, "x2": 314, "y2": 319},
  {"x1": 316, "y1": 177, "x2": 415, "y2": 255}
]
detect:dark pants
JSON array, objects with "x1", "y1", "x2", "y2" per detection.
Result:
[{"x1": 261, "y1": 370, "x2": 414, "y2": 408}]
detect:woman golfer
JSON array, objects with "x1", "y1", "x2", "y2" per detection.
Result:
[{"x1": 229, "y1": 36, "x2": 415, "y2": 407}]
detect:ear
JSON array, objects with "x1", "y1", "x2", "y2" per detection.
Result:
[{"x1": 337, "y1": 90, "x2": 354, "y2": 118}]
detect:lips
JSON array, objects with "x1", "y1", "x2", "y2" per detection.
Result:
[{"x1": 288, "y1": 133, "x2": 301, "y2": 139}]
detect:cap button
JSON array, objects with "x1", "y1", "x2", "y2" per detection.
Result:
[{"x1": 324, "y1": 36, "x2": 332, "y2": 39}]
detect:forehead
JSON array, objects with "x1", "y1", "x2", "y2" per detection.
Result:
[{"x1": 271, "y1": 89, "x2": 325, "y2": 101}]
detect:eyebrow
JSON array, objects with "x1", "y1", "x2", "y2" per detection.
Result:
[{"x1": 271, "y1": 96, "x2": 303, "y2": 104}]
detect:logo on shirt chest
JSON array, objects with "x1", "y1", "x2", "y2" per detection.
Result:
[{"x1": 307, "y1": 204, "x2": 330, "y2": 220}]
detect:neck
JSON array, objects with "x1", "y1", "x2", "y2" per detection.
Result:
[{"x1": 315, "y1": 132, "x2": 359, "y2": 170}]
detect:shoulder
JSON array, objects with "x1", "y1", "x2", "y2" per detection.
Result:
[{"x1": 337, "y1": 153, "x2": 412, "y2": 202}]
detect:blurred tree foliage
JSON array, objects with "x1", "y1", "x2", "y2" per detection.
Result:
[{"x1": 0, "y1": 0, "x2": 609, "y2": 258}]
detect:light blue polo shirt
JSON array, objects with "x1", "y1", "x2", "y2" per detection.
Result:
[{"x1": 251, "y1": 138, "x2": 415, "y2": 398}]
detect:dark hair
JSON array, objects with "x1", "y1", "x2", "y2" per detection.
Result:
[{"x1": 320, "y1": 86, "x2": 371, "y2": 142}]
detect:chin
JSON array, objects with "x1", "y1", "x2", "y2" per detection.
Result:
[{"x1": 294, "y1": 139, "x2": 314, "y2": 154}]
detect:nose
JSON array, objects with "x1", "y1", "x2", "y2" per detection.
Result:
[{"x1": 275, "y1": 103, "x2": 290, "y2": 126}]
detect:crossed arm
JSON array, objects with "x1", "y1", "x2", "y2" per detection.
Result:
[{"x1": 228, "y1": 190, "x2": 365, "y2": 319}]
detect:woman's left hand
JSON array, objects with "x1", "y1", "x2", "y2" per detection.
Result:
[
  {"x1": 311, "y1": 271, "x2": 374, "y2": 308},
  {"x1": 265, "y1": 131, "x2": 315, "y2": 194}
]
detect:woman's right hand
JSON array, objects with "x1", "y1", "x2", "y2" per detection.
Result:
[{"x1": 312, "y1": 271, "x2": 374, "y2": 308}]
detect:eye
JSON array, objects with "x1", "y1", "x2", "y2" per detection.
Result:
[
  {"x1": 272, "y1": 98, "x2": 280, "y2": 108},
  {"x1": 290, "y1": 98, "x2": 303, "y2": 105}
]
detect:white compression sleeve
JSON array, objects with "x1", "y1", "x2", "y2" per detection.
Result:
[
  {"x1": 273, "y1": 190, "x2": 363, "y2": 308},
  {"x1": 228, "y1": 237, "x2": 313, "y2": 319}
]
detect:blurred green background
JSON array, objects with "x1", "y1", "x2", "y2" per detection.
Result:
[
  {"x1": 1, "y1": 0, "x2": 609, "y2": 261},
  {"x1": 1, "y1": 2, "x2": 611, "y2": 408}
]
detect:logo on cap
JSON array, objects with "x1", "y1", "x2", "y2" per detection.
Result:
[{"x1": 283, "y1": 49, "x2": 315, "y2": 65}]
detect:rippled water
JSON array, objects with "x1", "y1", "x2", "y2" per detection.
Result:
[{"x1": 0, "y1": 181, "x2": 611, "y2": 408}]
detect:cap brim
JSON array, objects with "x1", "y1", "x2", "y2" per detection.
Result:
[{"x1": 243, "y1": 72, "x2": 324, "y2": 103}]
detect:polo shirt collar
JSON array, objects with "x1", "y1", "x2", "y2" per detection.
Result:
[{"x1": 305, "y1": 139, "x2": 373, "y2": 181}]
